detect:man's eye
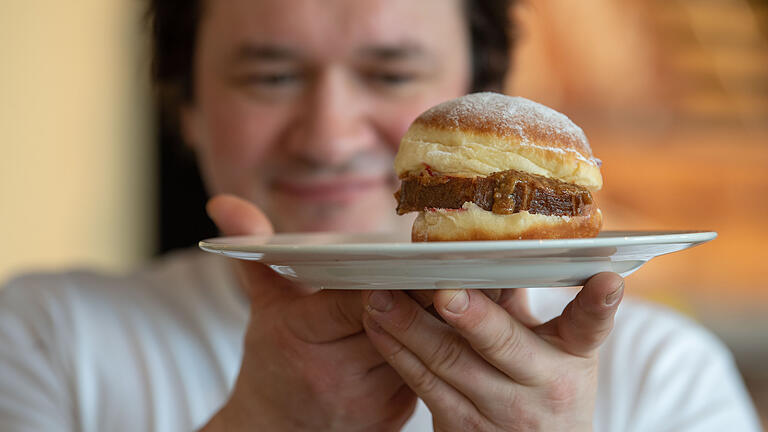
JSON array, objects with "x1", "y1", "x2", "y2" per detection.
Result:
[
  {"x1": 243, "y1": 73, "x2": 301, "y2": 87},
  {"x1": 369, "y1": 72, "x2": 416, "y2": 86}
]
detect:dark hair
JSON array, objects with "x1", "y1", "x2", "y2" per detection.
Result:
[{"x1": 149, "y1": 0, "x2": 517, "y2": 114}]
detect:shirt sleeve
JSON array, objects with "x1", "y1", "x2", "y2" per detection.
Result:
[
  {"x1": 645, "y1": 333, "x2": 761, "y2": 431},
  {"x1": 598, "y1": 301, "x2": 763, "y2": 432},
  {"x1": 0, "y1": 275, "x2": 75, "y2": 431}
]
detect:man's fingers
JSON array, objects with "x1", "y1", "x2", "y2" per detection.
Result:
[
  {"x1": 496, "y1": 288, "x2": 539, "y2": 328},
  {"x1": 433, "y1": 289, "x2": 552, "y2": 385},
  {"x1": 286, "y1": 290, "x2": 366, "y2": 342},
  {"x1": 363, "y1": 290, "x2": 513, "y2": 405},
  {"x1": 481, "y1": 289, "x2": 502, "y2": 303},
  {"x1": 536, "y1": 272, "x2": 624, "y2": 358},
  {"x1": 362, "y1": 312, "x2": 481, "y2": 425},
  {"x1": 406, "y1": 290, "x2": 434, "y2": 308},
  {"x1": 405, "y1": 290, "x2": 501, "y2": 323}
]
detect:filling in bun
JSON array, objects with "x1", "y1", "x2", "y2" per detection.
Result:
[{"x1": 395, "y1": 165, "x2": 595, "y2": 219}]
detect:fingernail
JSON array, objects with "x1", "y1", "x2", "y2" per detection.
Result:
[
  {"x1": 605, "y1": 280, "x2": 625, "y2": 306},
  {"x1": 368, "y1": 290, "x2": 393, "y2": 312},
  {"x1": 444, "y1": 290, "x2": 469, "y2": 314}
]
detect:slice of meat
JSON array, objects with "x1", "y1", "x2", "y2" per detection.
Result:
[
  {"x1": 395, "y1": 173, "x2": 495, "y2": 214},
  {"x1": 395, "y1": 169, "x2": 594, "y2": 217}
]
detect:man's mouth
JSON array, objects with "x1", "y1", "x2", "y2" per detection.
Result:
[{"x1": 272, "y1": 175, "x2": 392, "y2": 203}]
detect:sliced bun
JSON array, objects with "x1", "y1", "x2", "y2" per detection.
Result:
[
  {"x1": 394, "y1": 93, "x2": 603, "y2": 191},
  {"x1": 412, "y1": 203, "x2": 603, "y2": 242}
]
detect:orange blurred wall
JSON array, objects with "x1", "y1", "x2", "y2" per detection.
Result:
[{"x1": 508, "y1": 0, "x2": 768, "y2": 303}]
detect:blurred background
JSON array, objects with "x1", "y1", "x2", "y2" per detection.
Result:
[{"x1": 1, "y1": 0, "x2": 766, "y2": 427}]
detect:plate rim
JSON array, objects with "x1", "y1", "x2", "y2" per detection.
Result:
[{"x1": 199, "y1": 230, "x2": 717, "y2": 256}]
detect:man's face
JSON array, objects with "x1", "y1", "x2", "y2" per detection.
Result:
[{"x1": 184, "y1": 0, "x2": 471, "y2": 232}]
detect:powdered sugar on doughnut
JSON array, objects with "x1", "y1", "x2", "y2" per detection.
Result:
[{"x1": 413, "y1": 92, "x2": 599, "y2": 166}]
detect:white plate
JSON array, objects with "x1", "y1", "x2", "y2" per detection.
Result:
[{"x1": 199, "y1": 231, "x2": 716, "y2": 290}]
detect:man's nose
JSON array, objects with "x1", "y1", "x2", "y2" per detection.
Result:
[{"x1": 284, "y1": 68, "x2": 376, "y2": 167}]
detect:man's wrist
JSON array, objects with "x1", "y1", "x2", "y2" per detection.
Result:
[{"x1": 198, "y1": 392, "x2": 270, "y2": 432}]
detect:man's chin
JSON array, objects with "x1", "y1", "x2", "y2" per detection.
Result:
[{"x1": 275, "y1": 217, "x2": 375, "y2": 233}]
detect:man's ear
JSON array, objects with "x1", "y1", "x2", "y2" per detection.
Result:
[{"x1": 180, "y1": 104, "x2": 203, "y2": 150}]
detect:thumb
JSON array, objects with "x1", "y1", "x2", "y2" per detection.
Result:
[
  {"x1": 535, "y1": 272, "x2": 624, "y2": 358},
  {"x1": 206, "y1": 194, "x2": 289, "y2": 304},
  {"x1": 206, "y1": 194, "x2": 274, "y2": 237}
]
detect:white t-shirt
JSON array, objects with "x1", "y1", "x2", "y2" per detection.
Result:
[{"x1": 0, "y1": 249, "x2": 761, "y2": 431}]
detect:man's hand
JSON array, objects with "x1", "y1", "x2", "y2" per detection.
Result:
[
  {"x1": 362, "y1": 273, "x2": 625, "y2": 431},
  {"x1": 200, "y1": 194, "x2": 416, "y2": 432}
]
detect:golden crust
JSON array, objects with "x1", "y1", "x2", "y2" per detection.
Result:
[
  {"x1": 394, "y1": 93, "x2": 603, "y2": 190},
  {"x1": 411, "y1": 202, "x2": 602, "y2": 242}
]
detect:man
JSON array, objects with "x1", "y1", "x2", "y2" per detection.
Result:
[{"x1": 0, "y1": 0, "x2": 761, "y2": 431}]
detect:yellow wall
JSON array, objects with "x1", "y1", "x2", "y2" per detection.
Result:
[{"x1": 0, "y1": 1, "x2": 154, "y2": 283}]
